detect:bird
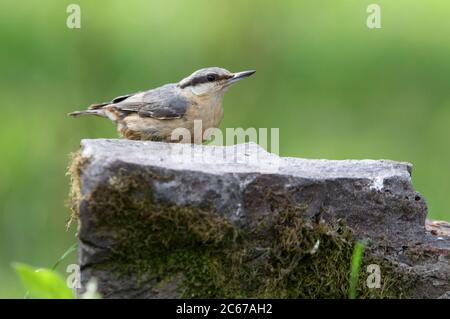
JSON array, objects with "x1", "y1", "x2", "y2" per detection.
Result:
[{"x1": 69, "y1": 67, "x2": 255, "y2": 143}]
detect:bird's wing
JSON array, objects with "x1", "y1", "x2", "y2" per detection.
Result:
[
  {"x1": 88, "y1": 92, "x2": 142, "y2": 110},
  {"x1": 111, "y1": 92, "x2": 141, "y2": 104},
  {"x1": 114, "y1": 84, "x2": 189, "y2": 120}
]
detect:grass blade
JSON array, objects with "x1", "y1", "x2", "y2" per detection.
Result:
[
  {"x1": 51, "y1": 243, "x2": 78, "y2": 271},
  {"x1": 349, "y1": 240, "x2": 366, "y2": 299}
]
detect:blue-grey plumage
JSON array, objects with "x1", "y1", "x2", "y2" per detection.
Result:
[{"x1": 69, "y1": 67, "x2": 255, "y2": 143}]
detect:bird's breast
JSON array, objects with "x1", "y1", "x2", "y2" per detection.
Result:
[{"x1": 186, "y1": 99, "x2": 224, "y2": 130}]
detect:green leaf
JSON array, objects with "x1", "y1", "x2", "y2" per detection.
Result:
[{"x1": 13, "y1": 263, "x2": 74, "y2": 299}]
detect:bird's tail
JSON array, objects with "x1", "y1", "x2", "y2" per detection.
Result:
[{"x1": 68, "y1": 109, "x2": 106, "y2": 117}]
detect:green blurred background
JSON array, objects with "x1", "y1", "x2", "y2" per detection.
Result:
[{"x1": 1, "y1": 0, "x2": 449, "y2": 297}]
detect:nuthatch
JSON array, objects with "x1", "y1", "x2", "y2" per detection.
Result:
[{"x1": 69, "y1": 67, "x2": 255, "y2": 143}]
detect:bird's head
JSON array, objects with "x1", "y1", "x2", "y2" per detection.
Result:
[{"x1": 178, "y1": 67, "x2": 255, "y2": 97}]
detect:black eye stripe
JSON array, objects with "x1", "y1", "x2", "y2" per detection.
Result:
[
  {"x1": 192, "y1": 75, "x2": 216, "y2": 86},
  {"x1": 179, "y1": 73, "x2": 233, "y2": 88}
]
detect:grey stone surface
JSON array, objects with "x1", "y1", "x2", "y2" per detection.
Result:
[{"x1": 74, "y1": 139, "x2": 450, "y2": 298}]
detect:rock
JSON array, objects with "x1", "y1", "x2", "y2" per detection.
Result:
[{"x1": 69, "y1": 139, "x2": 450, "y2": 299}]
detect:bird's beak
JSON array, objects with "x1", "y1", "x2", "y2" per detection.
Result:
[{"x1": 227, "y1": 70, "x2": 256, "y2": 85}]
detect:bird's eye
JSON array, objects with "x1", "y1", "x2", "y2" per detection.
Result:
[{"x1": 206, "y1": 74, "x2": 216, "y2": 82}]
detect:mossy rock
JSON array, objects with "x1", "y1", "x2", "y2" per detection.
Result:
[{"x1": 69, "y1": 140, "x2": 450, "y2": 299}]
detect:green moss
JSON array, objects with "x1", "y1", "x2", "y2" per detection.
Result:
[
  {"x1": 66, "y1": 151, "x2": 89, "y2": 229},
  {"x1": 70, "y1": 163, "x2": 412, "y2": 298}
]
